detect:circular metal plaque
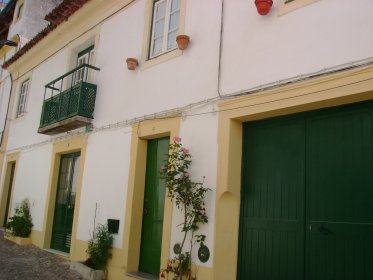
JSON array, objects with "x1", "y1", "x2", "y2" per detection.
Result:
[
  {"x1": 173, "y1": 243, "x2": 181, "y2": 254},
  {"x1": 198, "y1": 245, "x2": 210, "y2": 263}
]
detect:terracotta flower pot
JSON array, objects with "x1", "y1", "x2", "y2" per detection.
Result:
[
  {"x1": 176, "y1": 35, "x2": 190, "y2": 50},
  {"x1": 126, "y1": 58, "x2": 138, "y2": 70},
  {"x1": 255, "y1": 0, "x2": 273, "y2": 15}
]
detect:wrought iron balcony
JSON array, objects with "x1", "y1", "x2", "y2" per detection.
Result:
[{"x1": 38, "y1": 64, "x2": 100, "y2": 135}]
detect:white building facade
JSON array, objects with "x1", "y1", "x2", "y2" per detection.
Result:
[{"x1": 1, "y1": 0, "x2": 373, "y2": 279}]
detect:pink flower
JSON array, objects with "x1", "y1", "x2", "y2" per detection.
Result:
[
  {"x1": 181, "y1": 147, "x2": 189, "y2": 154},
  {"x1": 184, "y1": 172, "x2": 190, "y2": 177},
  {"x1": 173, "y1": 136, "x2": 182, "y2": 143}
]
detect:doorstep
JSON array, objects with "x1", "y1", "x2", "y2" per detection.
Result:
[
  {"x1": 126, "y1": 271, "x2": 159, "y2": 280},
  {"x1": 44, "y1": 248, "x2": 70, "y2": 259}
]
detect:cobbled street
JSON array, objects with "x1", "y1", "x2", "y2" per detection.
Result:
[{"x1": 0, "y1": 231, "x2": 84, "y2": 280}]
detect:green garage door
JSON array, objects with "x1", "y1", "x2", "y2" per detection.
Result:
[{"x1": 238, "y1": 101, "x2": 373, "y2": 280}]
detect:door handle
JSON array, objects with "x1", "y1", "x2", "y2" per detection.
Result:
[
  {"x1": 318, "y1": 225, "x2": 331, "y2": 235},
  {"x1": 143, "y1": 208, "x2": 147, "y2": 215}
]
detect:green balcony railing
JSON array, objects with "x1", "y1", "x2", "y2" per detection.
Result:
[{"x1": 38, "y1": 63, "x2": 100, "y2": 134}]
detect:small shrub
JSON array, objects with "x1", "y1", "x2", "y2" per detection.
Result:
[
  {"x1": 6, "y1": 198, "x2": 33, "y2": 238},
  {"x1": 85, "y1": 224, "x2": 113, "y2": 270}
]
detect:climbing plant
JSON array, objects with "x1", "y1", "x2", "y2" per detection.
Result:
[{"x1": 160, "y1": 137, "x2": 209, "y2": 280}]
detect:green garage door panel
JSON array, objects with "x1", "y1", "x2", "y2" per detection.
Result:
[
  {"x1": 306, "y1": 107, "x2": 373, "y2": 280},
  {"x1": 238, "y1": 118, "x2": 306, "y2": 280},
  {"x1": 239, "y1": 101, "x2": 373, "y2": 280}
]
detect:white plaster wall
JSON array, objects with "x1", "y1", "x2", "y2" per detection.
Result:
[
  {"x1": 169, "y1": 109, "x2": 218, "y2": 267},
  {"x1": 8, "y1": 144, "x2": 52, "y2": 231},
  {"x1": 220, "y1": 0, "x2": 373, "y2": 94},
  {"x1": 93, "y1": 0, "x2": 221, "y2": 127},
  {"x1": 7, "y1": 49, "x2": 69, "y2": 151},
  {"x1": 76, "y1": 128, "x2": 132, "y2": 248}
]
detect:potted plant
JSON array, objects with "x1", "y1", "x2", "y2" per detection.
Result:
[
  {"x1": 5, "y1": 198, "x2": 33, "y2": 245},
  {"x1": 159, "y1": 137, "x2": 209, "y2": 280},
  {"x1": 71, "y1": 223, "x2": 113, "y2": 280},
  {"x1": 176, "y1": 35, "x2": 190, "y2": 50}
]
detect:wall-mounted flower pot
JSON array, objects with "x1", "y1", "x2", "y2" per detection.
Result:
[
  {"x1": 255, "y1": 0, "x2": 273, "y2": 15},
  {"x1": 126, "y1": 58, "x2": 138, "y2": 70},
  {"x1": 176, "y1": 35, "x2": 190, "y2": 50}
]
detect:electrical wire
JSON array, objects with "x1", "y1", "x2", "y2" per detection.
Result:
[{"x1": 6, "y1": 75, "x2": 373, "y2": 154}]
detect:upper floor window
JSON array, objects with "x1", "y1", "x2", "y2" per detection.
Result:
[
  {"x1": 149, "y1": 0, "x2": 180, "y2": 59},
  {"x1": 16, "y1": 79, "x2": 29, "y2": 118},
  {"x1": 73, "y1": 45, "x2": 94, "y2": 85},
  {"x1": 15, "y1": 2, "x2": 24, "y2": 21}
]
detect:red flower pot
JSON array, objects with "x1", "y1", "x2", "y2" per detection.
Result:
[
  {"x1": 176, "y1": 35, "x2": 190, "y2": 50},
  {"x1": 255, "y1": 0, "x2": 273, "y2": 15},
  {"x1": 126, "y1": 58, "x2": 138, "y2": 70}
]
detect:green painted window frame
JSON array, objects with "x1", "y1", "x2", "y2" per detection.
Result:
[{"x1": 74, "y1": 45, "x2": 95, "y2": 85}]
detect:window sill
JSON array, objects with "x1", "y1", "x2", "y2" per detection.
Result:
[
  {"x1": 140, "y1": 48, "x2": 182, "y2": 71},
  {"x1": 13, "y1": 114, "x2": 26, "y2": 123},
  {"x1": 278, "y1": 0, "x2": 320, "y2": 16},
  {"x1": 126, "y1": 272, "x2": 158, "y2": 280}
]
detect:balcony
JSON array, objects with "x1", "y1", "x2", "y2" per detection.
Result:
[{"x1": 38, "y1": 64, "x2": 100, "y2": 135}]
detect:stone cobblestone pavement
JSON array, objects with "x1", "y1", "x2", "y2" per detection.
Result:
[{"x1": 0, "y1": 231, "x2": 85, "y2": 280}]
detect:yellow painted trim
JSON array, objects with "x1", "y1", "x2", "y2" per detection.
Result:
[
  {"x1": 30, "y1": 229, "x2": 44, "y2": 248},
  {"x1": 0, "y1": 152, "x2": 19, "y2": 227},
  {"x1": 122, "y1": 117, "x2": 180, "y2": 277},
  {"x1": 213, "y1": 65, "x2": 373, "y2": 280},
  {"x1": 41, "y1": 136, "x2": 87, "y2": 260},
  {"x1": 4, "y1": 234, "x2": 32, "y2": 245},
  {"x1": 140, "y1": 0, "x2": 187, "y2": 71},
  {"x1": 0, "y1": 35, "x2": 20, "y2": 59},
  {"x1": 278, "y1": 0, "x2": 320, "y2": 16}
]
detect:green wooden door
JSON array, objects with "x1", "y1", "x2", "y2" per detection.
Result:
[
  {"x1": 51, "y1": 152, "x2": 80, "y2": 253},
  {"x1": 306, "y1": 105, "x2": 373, "y2": 280},
  {"x1": 238, "y1": 117, "x2": 306, "y2": 280},
  {"x1": 139, "y1": 137, "x2": 169, "y2": 275},
  {"x1": 239, "y1": 101, "x2": 373, "y2": 280},
  {"x1": 3, "y1": 162, "x2": 16, "y2": 227}
]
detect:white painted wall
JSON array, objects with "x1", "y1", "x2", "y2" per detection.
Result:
[
  {"x1": 220, "y1": 0, "x2": 373, "y2": 94},
  {"x1": 8, "y1": 144, "x2": 52, "y2": 231},
  {"x1": 7, "y1": 49, "x2": 69, "y2": 151},
  {"x1": 94, "y1": 0, "x2": 221, "y2": 126},
  {"x1": 77, "y1": 129, "x2": 132, "y2": 248}
]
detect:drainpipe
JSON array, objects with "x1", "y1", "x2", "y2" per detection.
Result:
[
  {"x1": 0, "y1": 71, "x2": 12, "y2": 148},
  {"x1": 216, "y1": 0, "x2": 224, "y2": 98}
]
